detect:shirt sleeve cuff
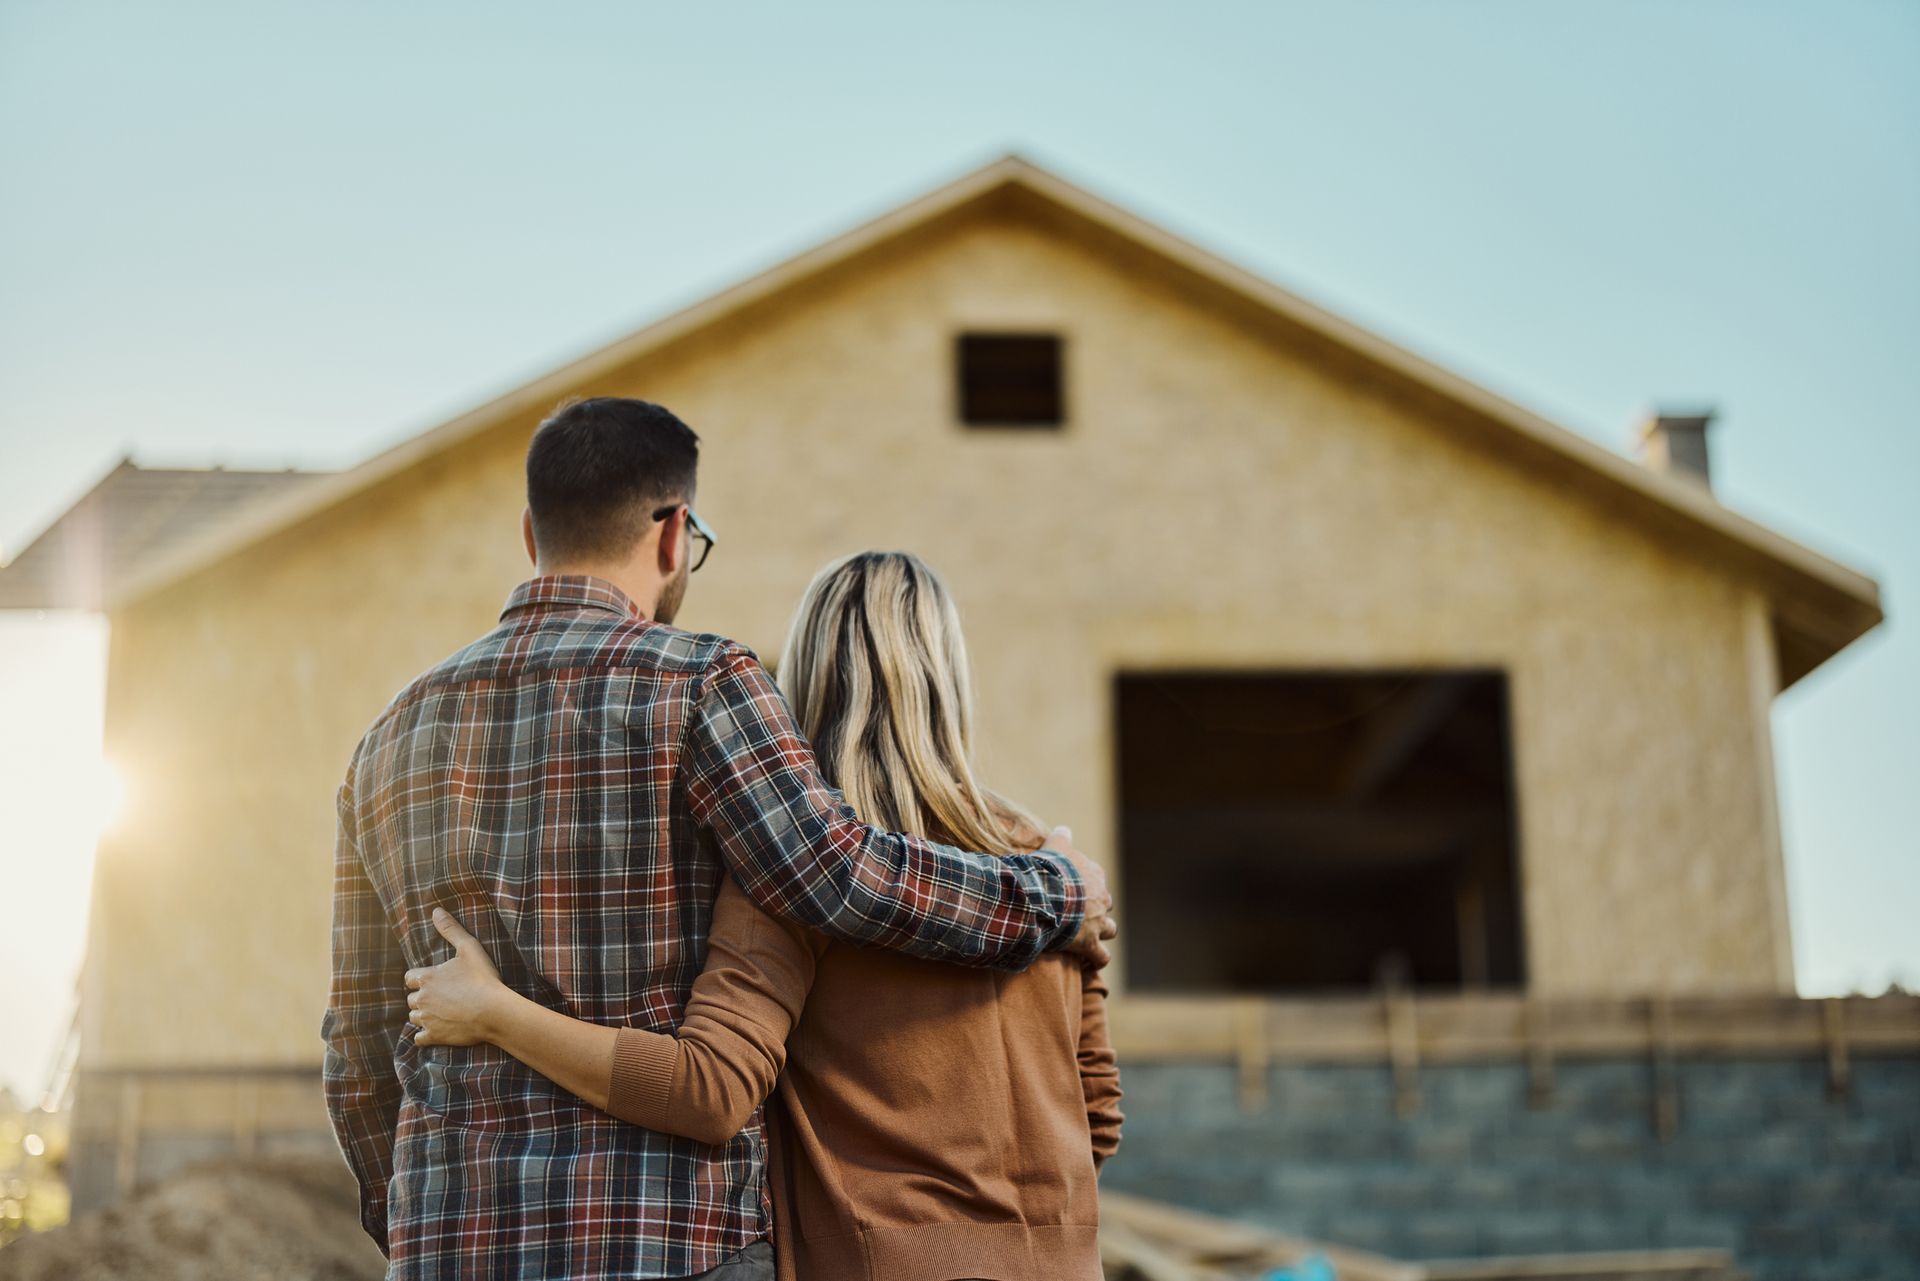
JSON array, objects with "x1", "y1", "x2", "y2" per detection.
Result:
[
  {"x1": 607, "y1": 1026, "x2": 679, "y2": 1131},
  {"x1": 1034, "y1": 847, "x2": 1087, "y2": 953}
]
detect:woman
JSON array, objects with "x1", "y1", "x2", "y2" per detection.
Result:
[{"x1": 405, "y1": 551, "x2": 1121, "y2": 1281}]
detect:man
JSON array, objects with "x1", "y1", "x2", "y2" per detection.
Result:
[{"x1": 321, "y1": 397, "x2": 1115, "y2": 1280}]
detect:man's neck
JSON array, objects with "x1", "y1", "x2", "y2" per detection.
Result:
[{"x1": 536, "y1": 562, "x2": 661, "y2": 620}]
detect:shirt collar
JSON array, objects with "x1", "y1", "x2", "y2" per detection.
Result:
[{"x1": 501, "y1": 575, "x2": 644, "y2": 622}]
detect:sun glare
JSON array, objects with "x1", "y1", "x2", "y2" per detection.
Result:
[
  {"x1": 0, "y1": 612, "x2": 110, "y2": 1101},
  {"x1": 96, "y1": 758, "x2": 127, "y2": 838},
  {"x1": 31, "y1": 754, "x2": 128, "y2": 847}
]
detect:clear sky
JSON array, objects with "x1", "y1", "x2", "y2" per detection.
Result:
[{"x1": 0, "y1": 1, "x2": 1914, "y2": 1098}]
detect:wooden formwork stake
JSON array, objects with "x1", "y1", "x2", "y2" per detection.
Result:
[
  {"x1": 1823, "y1": 996, "x2": 1852, "y2": 1100},
  {"x1": 1386, "y1": 988, "x2": 1421, "y2": 1116},
  {"x1": 114, "y1": 1076, "x2": 143, "y2": 1197},
  {"x1": 235, "y1": 1078, "x2": 262, "y2": 1157},
  {"x1": 1649, "y1": 993, "x2": 1679, "y2": 1141},
  {"x1": 1524, "y1": 994, "x2": 1555, "y2": 1108},
  {"x1": 1234, "y1": 999, "x2": 1271, "y2": 1113}
]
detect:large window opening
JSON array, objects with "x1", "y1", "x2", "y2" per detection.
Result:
[{"x1": 1116, "y1": 670, "x2": 1524, "y2": 994}]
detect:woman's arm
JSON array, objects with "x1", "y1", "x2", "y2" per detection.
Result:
[
  {"x1": 407, "y1": 877, "x2": 817, "y2": 1146},
  {"x1": 1077, "y1": 964, "x2": 1124, "y2": 1167}
]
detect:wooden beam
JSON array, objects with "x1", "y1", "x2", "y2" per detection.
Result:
[
  {"x1": 1108, "y1": 991, "x2": 1920, "y2": 1064},
  {"x1": 1648, "y1": 994, "x2": 1679, "y2": 1141},
  {"x1": 1387, "y1": 988, "x2": 1422, "y2": 1116},
  {"x1": 1234, "y1": 999, "x2": 1271, "y2": 1112},
  {"x1": 1823, "y1": 996, "x2": 1852, "y2": 1100},
  {"x1": 113, "y1": 1076, "x2": 141, "y2": 1198},
  {"x1": 1524, "y1": 994, "x2": 1555, "y2": 1108}
]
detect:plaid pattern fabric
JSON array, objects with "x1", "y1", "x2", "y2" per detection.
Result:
[{"x1": 321, "y1": 575, "x2": 1084, "y2": 1279}]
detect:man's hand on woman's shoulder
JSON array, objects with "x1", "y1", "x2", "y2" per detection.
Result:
[{"x1": 1041, "y1": 826, "x2": 1118, "y2": 969}]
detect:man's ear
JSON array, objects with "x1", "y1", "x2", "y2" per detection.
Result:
[
  {"x1": 521, "y1": 508, "x2": 538, "y2": 567},
  {"x1": 656, "y1": 507, "x2": 685, "y2": 575}
]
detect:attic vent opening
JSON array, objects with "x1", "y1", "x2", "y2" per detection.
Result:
[
  {"x1": 1117, "y1": 670, "x2": 1526, "y2": 995},
  {"x1": 957, "y1": 333, "x2": 1064, "y2": 427}
]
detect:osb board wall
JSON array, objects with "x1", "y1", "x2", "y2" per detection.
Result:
[{"x1": 90, "y1": 211, "x2": 1788, "y2": 1066}]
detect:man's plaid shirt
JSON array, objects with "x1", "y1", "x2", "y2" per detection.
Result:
[{"x1": 321, "y1": 576, "x2": 1085, "y2": 1279}]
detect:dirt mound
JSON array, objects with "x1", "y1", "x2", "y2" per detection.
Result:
[{"x1": 0, "y1": 1155, "x2": 386, "y2": 1281}]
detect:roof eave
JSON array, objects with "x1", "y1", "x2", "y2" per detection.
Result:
[
  {"x1": 100, "y1": 155, "x2": 1884, "y2": 691},
  {"x1": 108, "y1": 158, "x2": 1041, "y2": 612}
]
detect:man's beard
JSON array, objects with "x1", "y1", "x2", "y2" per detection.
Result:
[{"x1": 654, "y1": 560, "x2": 690, "y2": 625}]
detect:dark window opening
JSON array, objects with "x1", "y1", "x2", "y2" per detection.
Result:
[
  {"x1": 1117, "y1": 671, "x2": 1525, "y2": 994},
  {"x1": 957, "y1": 333, "x2": 1063, "y2": 427}
]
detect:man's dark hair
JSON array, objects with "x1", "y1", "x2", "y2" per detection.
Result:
[{"x1": 526, "y1": 397, "x2": 700, "y2": 562}]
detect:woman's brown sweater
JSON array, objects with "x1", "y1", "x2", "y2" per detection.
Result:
[{"x1": 599, "y1": 821, "x2": 1122, "y2": 1281}]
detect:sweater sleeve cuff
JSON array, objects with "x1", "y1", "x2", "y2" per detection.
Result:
[{"x1": 607, "y1": 1027, "x2": 679, "y2": 1131}]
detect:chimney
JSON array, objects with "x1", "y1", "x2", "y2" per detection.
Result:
[{"x1": 1636, "y1": 408, "x2": 1717, "y2": 490}]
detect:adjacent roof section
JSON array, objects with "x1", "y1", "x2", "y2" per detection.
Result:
[
  {"x1": 0, "y1": 460, "x2": 329, "y2": 611},
  {"x1": 29, "y1": 155, "x2": 1885, "y2": 688}
]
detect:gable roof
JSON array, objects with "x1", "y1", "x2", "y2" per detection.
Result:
[
  {"x1": 95, "y1": 154, "x2": 1880, "y2": 689},
  {"x1": 0, "y1": 459, "x2": 329, "y2": 611}
]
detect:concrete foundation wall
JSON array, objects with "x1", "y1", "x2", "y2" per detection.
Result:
[
  {"x1": 67, "y1": 1054, "x2": 1920, "y2": 1280},
  {"x1": 1105, "y1": 1056, "x2": 1920, "y2": 1281}
]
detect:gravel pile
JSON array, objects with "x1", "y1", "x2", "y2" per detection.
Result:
[{"x1": 0, "y1": 1155, "x2": 385, "y2": 1281}]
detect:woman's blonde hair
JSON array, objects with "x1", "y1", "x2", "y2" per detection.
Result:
[{"x1": 777, "y1": 551, "x2": 1037, "y2": 856}]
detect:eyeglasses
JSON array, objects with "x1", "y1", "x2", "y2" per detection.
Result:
[{"x1": 652, "y1": 503, "x2": 717, "y2": 572}]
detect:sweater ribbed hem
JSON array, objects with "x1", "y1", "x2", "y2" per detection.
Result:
[
  {"x1": 793, "y1": 1221, "x2": 1101, "y2": 1281},
  {"x1": 607, "y1": 1027, "x2": 678, "y2": 1132}
]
